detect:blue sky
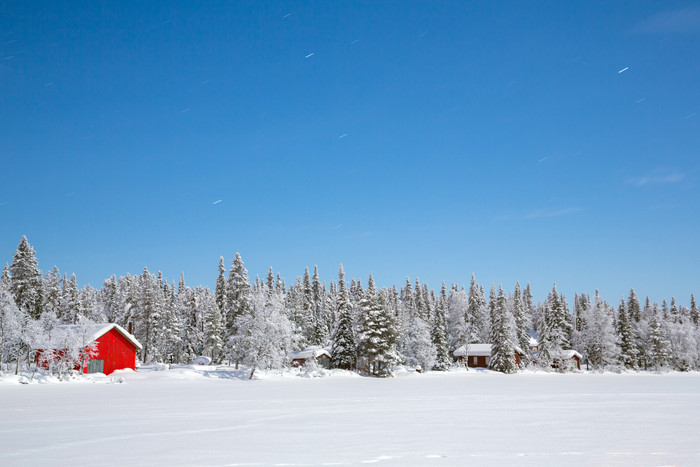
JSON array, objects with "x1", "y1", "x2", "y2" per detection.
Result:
[{"x1": 1, "y1": 1, "x2": 698, "y2": 304}]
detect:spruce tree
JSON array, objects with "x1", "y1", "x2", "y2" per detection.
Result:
[
  {"x1": 617, "y1": 299, "x2": 638, "y2": 370},
  {"x1": 627, "y1": 289, "x2": 641, "y2": 322},
  {"x1": 467, "y1": 274, "x2": 487, "y2": 342},
  {"x1": 9, "y1": 236, "x2": 43, "y2": 319},
  {"x1": 690, "y1": 294, "x2": 699, "y2": 327},
  {"x1": 226, "y1": 253, "x2": 251, "y2": 337},
  {"x1": 330, "y1": 265, "x2": 356, "y2": 369},
  {"x1": 357, "y1": 274, "x2": 399, "y2": 376},
  {"x1": 512, "y1": 282, "x2": 530, "y2": 365},
  {"x1": 215, "y1": 257, "x2": 227, "y2": 316},
  {"x1": 648, "y1": 310, "x2": 671, "y2": 371},
  {"x1": 489, "y1": 285, "x2": 517, "y2": 373},
  {"x1": 431, "y1": 282, "x2": 451, "y2": 370}
]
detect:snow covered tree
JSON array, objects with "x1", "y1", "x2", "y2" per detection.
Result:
[
  {"x1": 311, "y1": 265, "x2": 328, "y2": 345},
  {"x1": 666, "y1": 319, "x2": 698, "y2": 371},
  {"x1": 357, "y1": 274, "x2": 400, "y2": 376},
  {"x1": 467, "y1": 274, "x2": 488, "y2": 342},
  {"x1": 330, "y1": 265, "x2": 356, "y2": 370},
  {"x1": 489, "y1": 285, "x2": 517, "y2": 373},
  {"x1": 647, "y1": 310, "x2": 671, "y2": 371},
  {"x1": 9, "y1": 236, "x2": 43, "y2": 319},
  {"x1": 226, "y1": 252, "x2": 251, "y2": 332},
  {"x1": 215, "y1": 257, "x2": 227, "y2": 317},
  {"x1": 584, "y1": 291, "x2": 620, "y2": 371},
  {"x1": 511, "y1": 282, "x2": 530, "y2": 365},
  {"x1": 402, "y1": 315, "x2": 436, "y2": 371},
  {"x1": 627, "y1": 289, "x2": 641, "y2": 323},
  {"x1": 0, "y1": 288, "x2": 23, "y2": 370},
  {"x1": 546, "y1": 284, "x2": 571, "y2": 352},
  {"x1": 42, "y1": 266, "x2": 62, "y2": 319},
  {"x1": 431, "y1": 283, "x2": 451, "y2": 370},
  {"x1": 447, "y1": 287, "x2": 468, "y2": 354},
  {"x1": 203, "y1": 289, "x2": 225, "y2": 362},
  {"x1": 690, "y1": 294, "x2": 699, "y2": 327},
  {"x1": 233, "y1": 287, "x2": 292, "y2": 379},
  {"x1": 58, "y1": 273, "x2": 79, "y2": 323},
  {"x1": 617, "y1": 299, "x2": 638, "y2": 370}
]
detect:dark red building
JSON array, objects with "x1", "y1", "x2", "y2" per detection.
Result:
[{"x1": 35, "y1": 323, "x2": 142, "y2": 375}]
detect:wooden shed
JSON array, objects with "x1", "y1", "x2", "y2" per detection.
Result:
[
  {"x1": 35, "y1": 323, "x2": 142, "y2": 375},
  {"x1": 453, "y1": 343, "x2": 526, "y2": 368},
  {"x1": 552, "y1": 349, "x2": 582, "y2": 371},
  {"x1": 290, "y1": 347, "x2": 332, "y2": 369}
]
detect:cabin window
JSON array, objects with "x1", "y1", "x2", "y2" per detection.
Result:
[
  {"x1": 470, "y1": 356, "x2": 476, "y2": 365},
  {"x1": 87, "y1": 359, "x2": 104, "y2": 374}
]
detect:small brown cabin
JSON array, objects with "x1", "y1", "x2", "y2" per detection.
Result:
[
  {"x1": 453, "y1": 343, "x2": 526, "y2": 368},
  {"x1": 290, "y1": 347, "x2": 332, "y2": 369}
]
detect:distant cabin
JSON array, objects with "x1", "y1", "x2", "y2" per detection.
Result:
[
  {"x1": 290, "y1": 347, "x2": 332, "y2": 369},
  {"x1": 528, "y1": 336, "x2": 539, "y2": 353},
  {"x1": 552, "y1": 349, "x2": 582, "y2": 371},
  {"x1": 453, "y1": 344, "x2": 526, "y2": 368},
  {"x1": 34, "y1": 323, "x2": 142, "y2": 375}
]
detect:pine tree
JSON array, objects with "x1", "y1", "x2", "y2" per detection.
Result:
[
  {"x1": 467, "y1": 274, "x2": 487, "y2": 342},
  {"x1": 42, "y1": 266, "x2": 62, "y2": 319},
  {"x1": 1, "y1": 263, "x2": 10, "y2": 291},
  {"x1": 546, "y1": 284, "x2": 571, "y2": 351},
  {"x1": 330, "y1": 265, "x2": 356, "y2": 369},
  {"x1": 215, "y1": 257, "x2": 227, "y2": 316},
  {"x1": 489, "y1": 285, "x2": 517, "y2": 373},
  {"x1": 58, "y1": 273, "x2": 79, "y2": 323},
  {"x1": 690, "y1": 294, "x2": 699, "y2": 327},
  {"x1": 617, "y1": 299, "x2": 638, "y2": 370},
  {"x1": 627, "y1": 289, "x2": 641, "y2": 322},
  {"x1": 226, "y1": 253, "x2": 252, "y2": 357},
  {"x1": 511, "y1": 282, "x2": 530, "y2": 365},
  {"x1": 9, "y1": 236, "x2": 43, "y2": 319},
  {"x1": 311, "y1": 265, "x2": 326, "y2": 345},
  {"x1": 648, "y1": 310, "x2": 671, "y2": 371},
  {"x1": 431, "y1": 282, "x2": 451, "y2": 370},
  {"x1": 357, "y1": 274, "x2": 399, "y2": 376},
  {"x1": 203, "y1": 290, "x2": 225, "y2": 362}
]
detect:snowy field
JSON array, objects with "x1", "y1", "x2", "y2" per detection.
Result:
[{"x1": 2, "y1": 367, "x2": 700, "y2": 466}]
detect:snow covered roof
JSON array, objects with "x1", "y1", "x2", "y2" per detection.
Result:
[
  {"x1": 553, "y1": 349, "x2": 582, "y2": 360},
  {"x1": 290, "y1": 346, "x2": 331, "y2": 360},
  {"x1": 453, "y1": 343, "x2": 526, "y2": 357},
  {"x1": 32, "y1": 323, "x2": 142, "y2": 350},
  {"x1": 528, "y1": 336, "x2": 539, "y2": 347}
]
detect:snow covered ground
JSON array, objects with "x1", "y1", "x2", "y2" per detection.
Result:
[{"x1": 2, "y1": 366, "x2": 700, "y2": 466}]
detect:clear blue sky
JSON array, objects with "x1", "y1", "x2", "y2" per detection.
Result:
[{"x1": 1, "y1": 1, "x2": 698, "y2": 304}]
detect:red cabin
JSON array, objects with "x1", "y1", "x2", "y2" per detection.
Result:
[{"x1": 35, "y1": 323, "x2": 142, "y2": 375}]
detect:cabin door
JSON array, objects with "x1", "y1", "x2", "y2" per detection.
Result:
[{"x1": 87, "y1": 359, "x2": 105, "y2": 374}]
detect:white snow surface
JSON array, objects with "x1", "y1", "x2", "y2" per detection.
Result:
[{"x1": 2, "y1": 366, "x2": 700, "y2": 466}]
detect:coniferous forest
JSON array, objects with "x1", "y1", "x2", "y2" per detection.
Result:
[{"x1": 1, "y1": 236, "x2": 698, "y2": 378}]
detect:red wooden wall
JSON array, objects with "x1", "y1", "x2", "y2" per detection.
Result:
[{"x1": 92, "y1": 327, "x2": 138, "y2": 375}]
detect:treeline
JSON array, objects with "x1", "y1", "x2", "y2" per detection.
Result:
[{"x1": 1, "y1": 236, "x2": 698, "y2": 378}]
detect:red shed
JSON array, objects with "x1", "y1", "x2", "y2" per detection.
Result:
[{"x1": 35, "y1": 323, "x2": 142, "y2": 375}]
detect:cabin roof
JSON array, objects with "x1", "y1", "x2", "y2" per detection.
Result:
[
  {"x1": 31, "y1": 323, "x2": 142, "y2": 350},
  {"x1": 453, "y1": 343, "x2": 525, "y2": 357},
  {"x1": 290, "y1": 346, "x2": 331, "y2": 360}
]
